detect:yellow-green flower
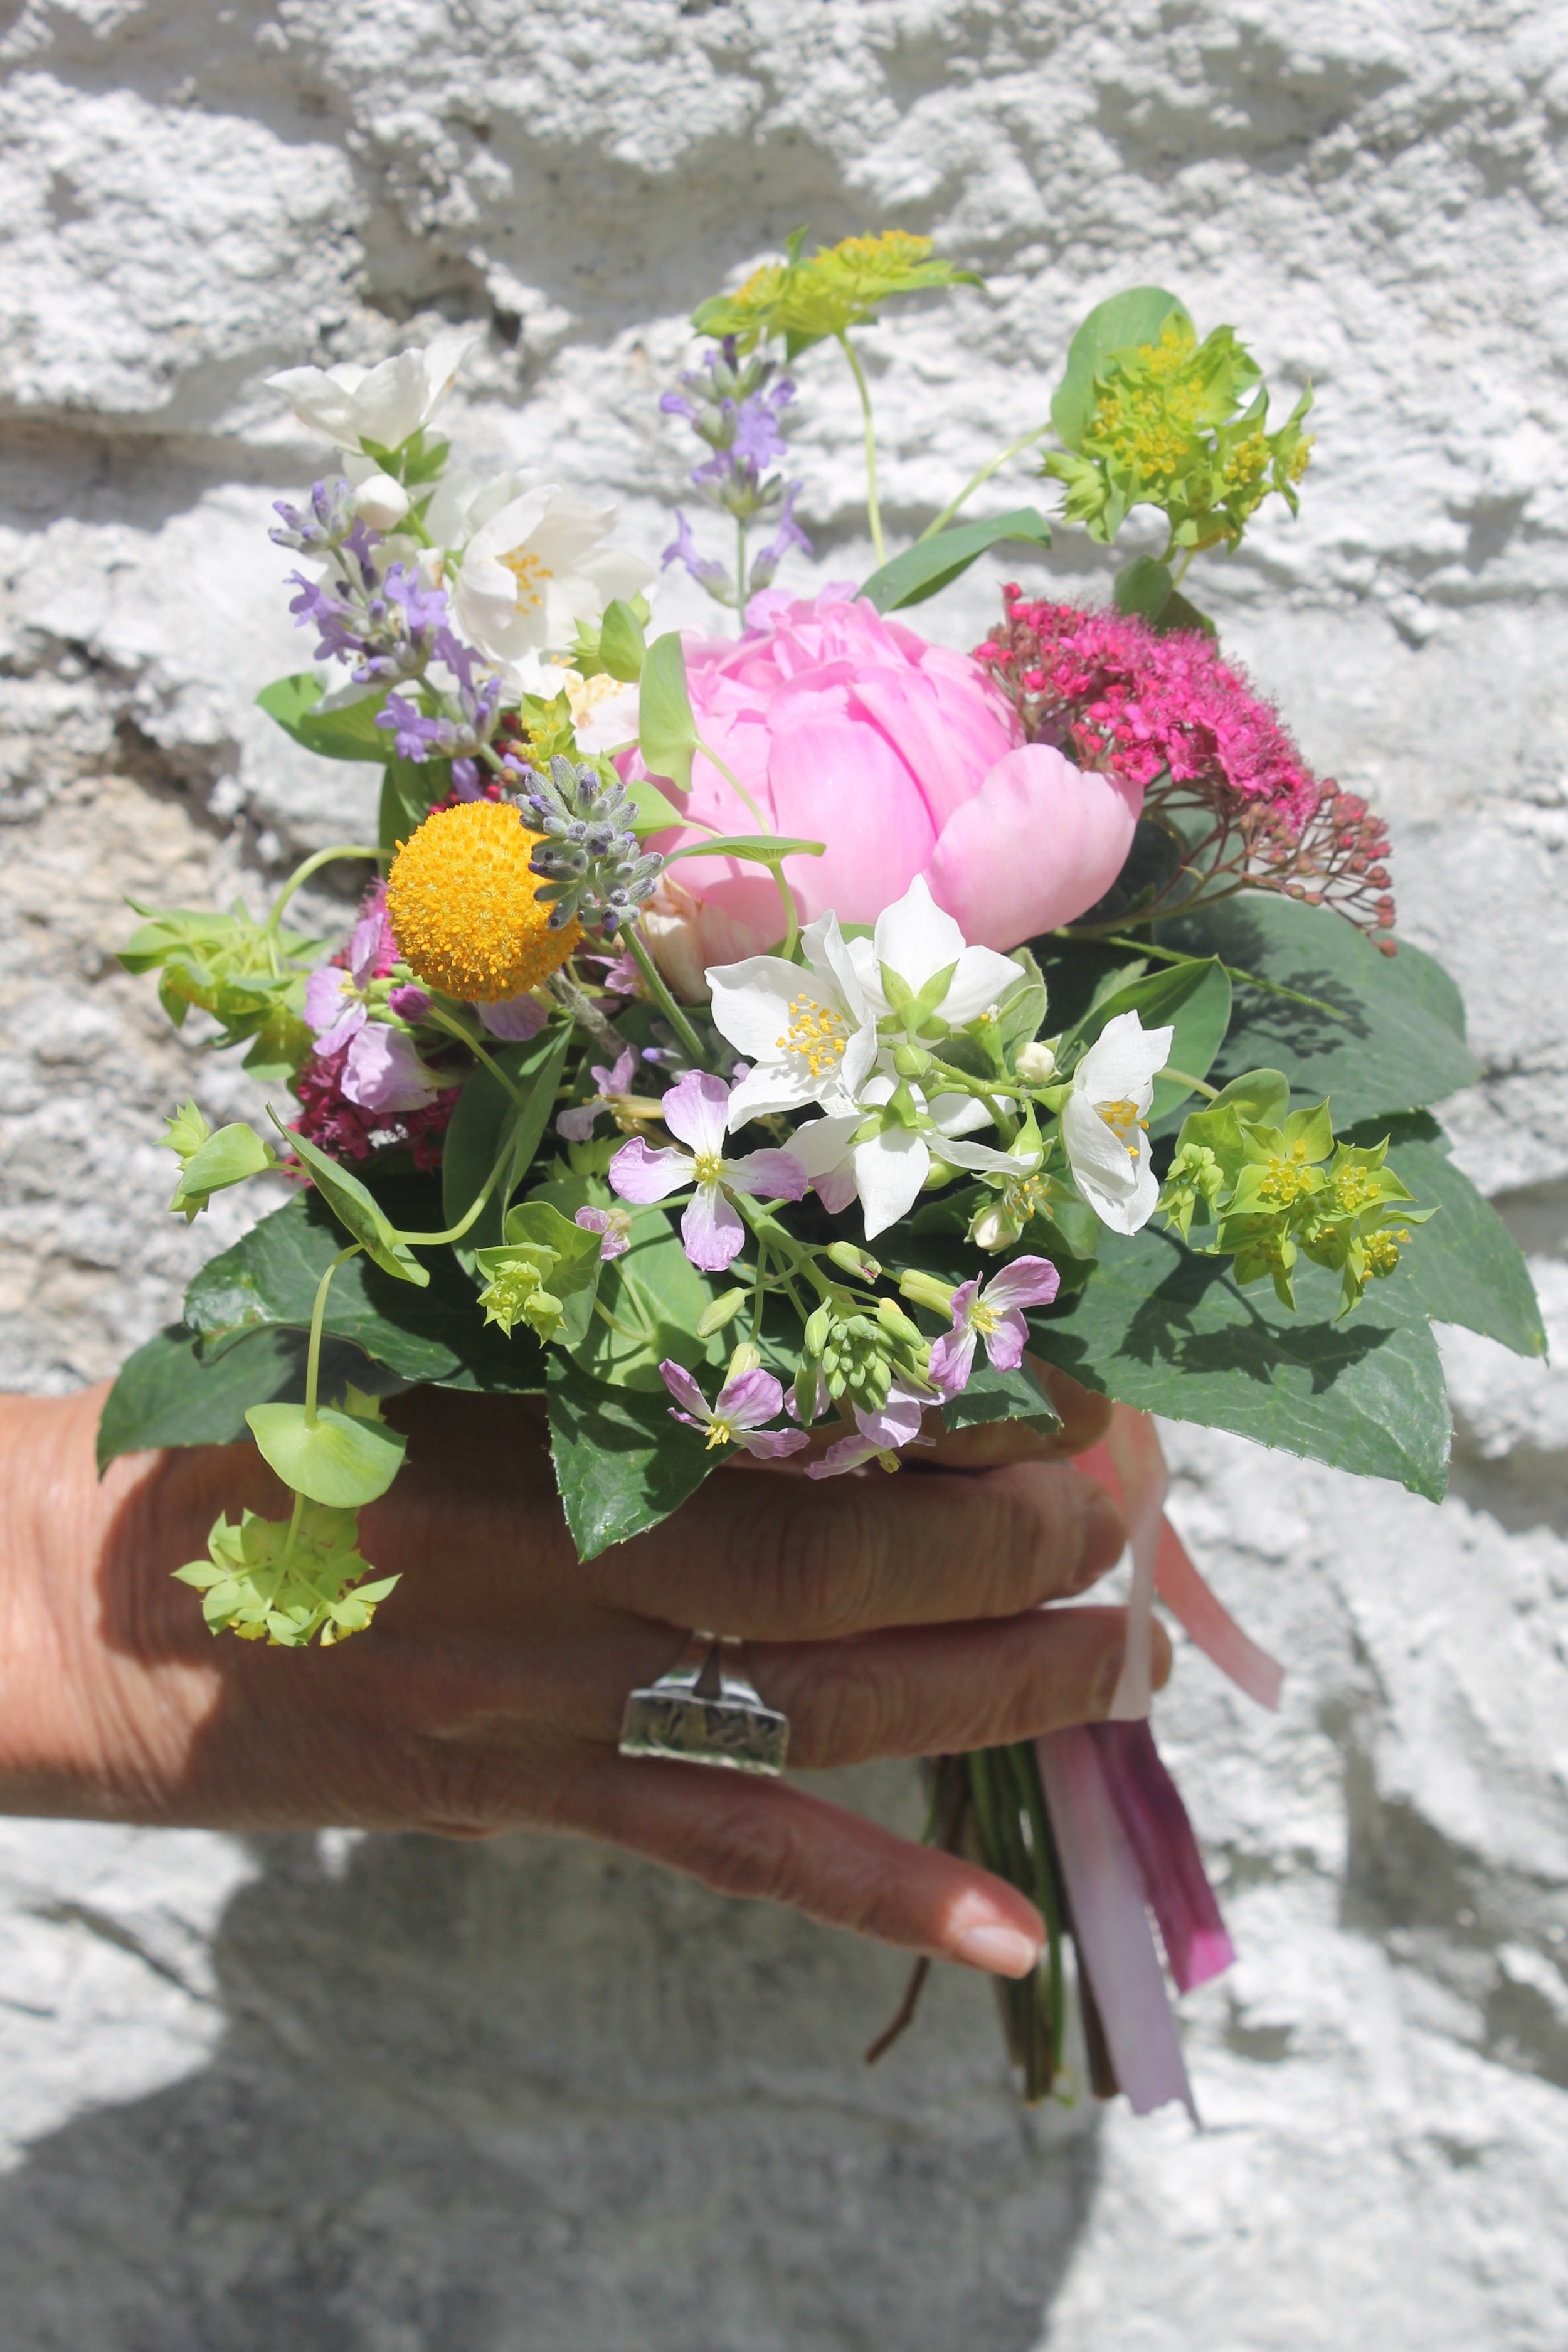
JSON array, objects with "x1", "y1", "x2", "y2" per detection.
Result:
[{"x1": 692, "y1": 230, "x2": 980, "y2": 356}]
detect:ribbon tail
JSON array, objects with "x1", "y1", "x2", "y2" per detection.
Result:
[
  {"x1": 1103, "y1": 1405, "x2": 1167, "y2": 1720},
  {"x1": 1089, "y1": 1719, "x2": 1236, "y2": 1993},
  {"x1": 1155, "y1": 1515, "x2": 1285, "y2": 1713},
  {"x1": 1037, "y1": 1727, "x2": 1199, "y2": 2122}
]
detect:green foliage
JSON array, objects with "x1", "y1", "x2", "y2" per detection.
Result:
[
  {"x1": 174, "y1": 1502, "x2": 398, "y2": 1646},
  {"x1": 277, "y1": 1117, "x2": 430, "y2": 1285},
  {"x1": 545, "y1": 1356, "x2": 716, "y2": 1560},
  {"x1": 598, "y1": 598, "x2": 648, "y2": 682},
  {"x1": 98, "y1": 1325, "x2": 310, "y2": 1468},
  {"x1": 1112, "y1": 554, "x2": 1216, "y2": 638},
  {"x1": 440, "y1": 1025, "x2": 571, "y2": 1254},
  {"x1": 245, "y1": 1397, "x2": 407, "y2": 1508},
  {"x1": 1064, "y1": 955, "x2": 1233, "y2": 1122},
  {"x1": 474, "y1": 1200, "x2": 603, "y2": 1347},
  {"x1": 940, "y1": 1357, "x2": 1062, "y2": 1439},
  {"x1": 256, "y1": 674, "x2": 392, "y2": 763},
  {"x1": 380, "y1": 756, "x2": 452, "y2": 854},
  {"x1": 1365, "y1": 1113, "x2": 1544, "y2": 1359},
  {"x1": 1051, "y1": 288, "x2": 1192, "y2": 451},
  {"x1": 859, "y1": 509, "x2": 1052, "y2": 613},
  {"x1": 164, "y1": 1106, "x2": 278, "y2": 1221},
  {"x1": 692, "y1": 228, "x2": 980, "y2": 358},
  {"x1": 623, "y1": 777, "x2": 687, "y2": 835},
  {"x1": 638, "y1": 631, "x2": 698, "y2": 793},
  {"x1": 120, "y1": 902, "x2": 320, "y2": 1050}
]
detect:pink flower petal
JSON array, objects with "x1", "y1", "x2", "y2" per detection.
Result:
[
  {"x1": 348, "y1": 908, "x2": 385, "y2": 990},
  {"x1": 853, "y1": 1381, "x2": 928, "y2": 1451},
  {"x1": 609, "y1": 1137, "x2": 692, "y2": 1204},
  {"x1": 340, "y1": 1022, "x2": 440, "y2": 1113},
  {"x1": 723, "y1": 1147, "x2": 808, "y2": 1202},
  {"x1": 681, "y1": 1182, "x2": 745, "y2": 1272},
  {"x1": 1088, "y1": 1720, "x2": 1236, "y2": 1995},
  {"x1": 479, "y1": 992, "x2": 548, "y2": 1041},
  {"x1": 924, "y1": 744, "x2": 1143, "y2": 953},
  {"x1": 558, "y1": 1103, "x2": 603, "y2": 1142},
  {"x1": 714, "y1": 1367, "x2": 787, "y2": 1429},
  {"x1": 980, "y1": 1304, "x2": 1030, "y2": 1374},
  {"x1": 658, "y1": 1359, "x2": 710, "y2": 1421},
  {"x1": 982, "y1": 1254, "x2": 1061, "y2": 1313},
  {"x1": 661, "y1": 1069, "x2": 731, "y2": 1156},
  {"x1": 1037, "y1": 1727, "x2": 1198, "y2": 2121},
  {"x1": 1155, "y1": 1516, "x2": 1284, "y2": 1712},
  {"x1": 575, "y1": 1206, "x2": 632, "y2": 1263},
  {"x1": 927, "y1": 1323, "x2": 978, "y2": 1399},
  {"x1": 736, "y1": 1428, "x2": 812, "y2": 1459},
  {"x1": 805, "y1": 1433, "x2": 882, "y2": 1478}
]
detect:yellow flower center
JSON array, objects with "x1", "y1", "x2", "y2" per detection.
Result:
[
  {"x1": 386, "y1": 800, "x2": 580, "y2": 1004},
  {"x1": 777, "y1": 993, "x2": 850, "y2": 1079},
  {"x1": 1097, "y1": 1096, "x2": 1147, "y2": 1157},
  {"x1": 705, "y1": 1417, "x2": 734, "y2": 1451},
  {"x1": 500, "y1": 545, "x2": 552, "y2": 613},
  {"x1": 691, "y1": 1148, "x2": 726, "y2": 1187},
  {"x1": 970, "y1": 1299, "x2": 1000, "y2": 1338},
  {"x1": 1332, "y1": 1163, "x2": 1375, "y2": 1213}
]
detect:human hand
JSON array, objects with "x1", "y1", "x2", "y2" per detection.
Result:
[{"x1": 0, "y1": 1370, "x2": 1163, "y2": 1981}]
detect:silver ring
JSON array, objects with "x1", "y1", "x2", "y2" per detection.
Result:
[{"x1": 619, "y1": 1631, "x2": 788, "y2": 1777}]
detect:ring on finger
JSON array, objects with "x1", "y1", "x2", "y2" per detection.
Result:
[{"x1": 620, "y1": 1631, "x2": 789, "y2": 1777}]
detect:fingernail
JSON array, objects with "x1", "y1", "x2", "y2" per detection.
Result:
[
  {"x1": 1069, "y1": 1483, "x2": 1125, "y2": 1591},
  {"x1": 951, "y1": 1920, "x2": 1042, "y2": 1978}
]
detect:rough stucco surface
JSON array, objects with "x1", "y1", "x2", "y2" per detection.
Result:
[{"x1": 1, "y1": 1, "x2": 1565, "y2": 2344}]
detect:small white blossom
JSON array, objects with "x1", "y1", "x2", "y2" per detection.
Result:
[
  {"x1": 268, "y1": 329, "x2": 477, "y2": 457},
  {"x1": 845, "y1": 874, "x2": 1023, "y2": 1036},
  {"x1": 1061, "y1": 1009, "x2": 1173, "y2": 1234},
  {"x1": 708, "y1": 912, "x2": 879, "y2": 1124},
  {"x1": 430, "y1": 472, "x2": 651, "y2": 667}
]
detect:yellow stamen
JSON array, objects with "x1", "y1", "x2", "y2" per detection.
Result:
[
  {"x1": 776, "y1": 993, "x2": 850, "y2": 1079},
  {"x1": 692, "y1": 1148, "x2": 726, "y2": 1186},
  {"x1": 1098, "y1": 1096, "x2": 1148, "y2": 1158},
  {"x1": 500, "y1": 546, "x2": 552, "y2": 614}
]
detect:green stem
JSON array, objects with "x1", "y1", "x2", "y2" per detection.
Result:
[
  {"x1": 1099, "y1": 934, "x2": 1351, "y2": 1023},
  {"x1": 750, "y1": 1237, "x2": 768, "y2": 1344},
  {"x1": 1162, "y1": 1067, "x2": 1219, "y2": 1100},
  {"x1": 736, "y1": 517, "x2": 750, "y2": 631},
  {"x1": 425, "y1": 1005, "x2": 531, "y2": 1109},
  {"x1": 625, "y1": 925, "x2": 711, "y2": 1068},
  {"x1": 1004, "y1": 1740, "x2": 1067, "y2": 2075},
  {"x1": 304, "y1": 1245, "x2": 363, "y2": 1426},
  {"x1": 693, "y1": 735, "x2": 773, "y2": 835},
  {"x1": 384, "y1": 1121, "x2": 521, "y2": 1249},
  {"x1": 836, "y1": 330, "x2": 885, "y2": 565},
  {"x1": 266, "y1": 844, "x2": 384, "y2": 931},
  {"x1": 919, "y1": 421, "x2": 1052, "y2": 541}
]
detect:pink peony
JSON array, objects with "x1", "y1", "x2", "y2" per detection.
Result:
[{"x1": 628, "y1": 586, "x2": 1143, "y2": 970}]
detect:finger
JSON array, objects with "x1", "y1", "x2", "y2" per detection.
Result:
[
  {"x1": 752, "y1": 1606, "x2": 1173, "y2": 1769},
  {"x1": 1024, "y1": 1359, "x2": 1113, "y2": 1456},
  {"x1": 595, "y1": 1458, "x2": 1126, "y2": 1642},
  {"x1": 559, "y1": 1749, "x2": 1046, "y2": 1976}
]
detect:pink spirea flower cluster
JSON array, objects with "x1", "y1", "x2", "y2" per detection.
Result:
[{"x1": 976, "y1": 589, "x2": 1322, "y2": 835}]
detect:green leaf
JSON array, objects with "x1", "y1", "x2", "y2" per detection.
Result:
[
  {"x1": 257, "y1": 675, "x2": 391, "y2": 763},
  {"x1": 183, "y1": 1182, "x2": 542, "y2": 1391},
  {"x1": 98, "y1": 1325, "x2": 305, "y2": 1468},
  {"x1": 1168, "y1": 894, "x2": 1480, "y2": 1125},
  {"x1": 1027, "y1": 1225, "x2": 1451, "y2": 1499},
  {"x1": 1051, "y1": 288, "x2": 1192, "y2": 450},
  {"x1": 171, "y1": 1121, "x2": 277, "y2": 1219},
  {"x1": 241, "y1": 1005, "x2": 314, "y2": 1086},
  {"x1": 1354, "y1": 1112, "x2": 1545, "y2": 1359},
  {"x1": 246, "y1": 1401, "x2": 407, "y2": 1508},
  {"x1": 1067, "y1": 956, "x2": 1233, "y2": 1122},
  {"x1": 638, "y1": 632, "x2": 697, "y2": 793},
  {"x1": 859, "y1": 508, "x2": 1054, "y2": 614},
  {"x1": 941, "y1": 1357, "x2": 1062, "y2": 1439},
  {"x1": 545, "y1": 1355, "x2": 715, "y2": 1560},
  {"x1": 441, "y1": 1026, "x2": 570, "y2": 1255},
  {"x1": 625, "y1": 776, "x2": 687, "y2": 835},
  {"x1": 600, "y1": 598, "x2": 647, "y2": 682},
  {"x1": 275, "y1": 1116, "x2": 430, "y2": 1286},
  {"x1": 379, "y1": 757, "x2": 450, "y2": 854}
]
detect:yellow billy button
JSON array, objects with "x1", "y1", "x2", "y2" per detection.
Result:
[{"x1": 386, "y1": 800, "x2": 581, "y2": 1003}]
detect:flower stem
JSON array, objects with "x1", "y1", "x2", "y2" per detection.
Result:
[
  {"x1": 266, "y1": 844, "x2": 384, "y2": 931},
  {"x1": 735, "y1": 516, "x2": 750, "y2": 632},
  {"x1": 625, "y1": 925, "x2": 712, "y2": 1069},
  {"x1": 1161, "y1": 1067, "x2": 1219, "y2": 1100},
  {"x1": 1098, "y1": 933, "x2": 1351, "y2": 1023},
  {"x1": 835, "y1": 330, "x2": 885, "y2": 564},
  {"x1": 919, "y1": 421, "x2": 1052, "y2": 541},
  {"x1": 304, "y1": 1244, "x2": 363, "y2": 1426},
  {"x1": 425, "y1": 1005, "x2": 531, "y2": 1108},
  {"x1": 692, "y1": 735, "x2": 773, "y2": 835}
]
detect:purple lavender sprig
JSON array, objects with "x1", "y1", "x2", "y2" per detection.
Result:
[{"x1": 660, "y1": 337, "x2": 812, "y2": 611}]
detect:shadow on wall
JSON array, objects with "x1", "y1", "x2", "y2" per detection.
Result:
[{"x1": 0, "y1": 1809, "x2": 1098, "y2": 2352}]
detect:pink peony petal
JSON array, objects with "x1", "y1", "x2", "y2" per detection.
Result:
[
  {"x1": 608, "y1": 1137, "x2": 693, "y2": 1204},
  {"x1": 924, "y1": 744, "x2": 1143, "y2": 953},
  {"x1": 1037, "y1": 1727, "x2": 1199, "y2": 2121},
  {"x1": 681, "y1": 1183, "x2": 745, "y2": 1273}
]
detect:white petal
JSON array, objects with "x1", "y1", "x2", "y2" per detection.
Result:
[
  {"x1": 1076, "y1": 1012, "x2": 1175, "y2": 1110},
  {"x1": 844, "y1": 934, "x2": 886, "y2": 1015},
  {"x1": 805, "y1": 913, "x2": 871, "y2": 1029},
  {"x1": 940, "y1": 945, "x2": 1027, "y2": 1027},
  {"x1": 853, "y1": 1129, "x2": 930, "y2": 1238},
  {"x1": 787, "y1": 1113, "x2": 862, "y2": 1180},
  {"x1": 940, "y1": 1136, "x2": 1038, "y2": 1175},
  {"x1": 465, "y1": 487, "x2": 556, "y2": 569},
  {"x1": 926, "y1": 1091, "x2": 992, "y2": 1138},
  {"x1": 724, "y1": 1061, "x2": 821, "y2": 1124},
  {"x1": 1066, "y1": 1113, "x2": 1160, "y2": 1234},
  {"x1": 705, "y1": 955, "x2": 805, "y2": 1058},
  {"x1": 872, "y1": 874, "x2": 967, "y2": 995}
]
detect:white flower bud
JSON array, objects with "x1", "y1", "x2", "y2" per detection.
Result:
[
  {"x1": 353, "y1": 472, "x2": 411, "y2": 530},
  {"x1": 1015, "y1": 1040, "x2": 1057, "y2": 1084}
]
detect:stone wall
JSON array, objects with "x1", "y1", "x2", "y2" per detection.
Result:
[{"x1": 1, "y1": 4, "x2": 1565, "y2": 2344}]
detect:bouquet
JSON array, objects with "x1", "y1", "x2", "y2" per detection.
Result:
[{"x1": 100, "y1": 236, "x2": 1542, "y2": 2117}]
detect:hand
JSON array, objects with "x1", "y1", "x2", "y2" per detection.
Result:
[{"x1": 0, "y1": 1370, "x2": 1164, "y2": 1982}]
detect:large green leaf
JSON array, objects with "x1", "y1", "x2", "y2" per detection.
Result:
[
  {"x1": 1361, "y1": 1113, "x2": 1545, "y2": 1359},
  {"x1": 183, "y1": 1184, "x2": 543, "y2": 1392},
  {"x1": 638, "y1": 632, "x2": 697, "y2": 793},
  {"x1": 257, "y1": 674, "x2": 390, "y2": 763},
  {"x1": 545, "y1": 1356, "x2": 716, "y2": 1560},
  {"x1": 859, "y1": 509, "x2": 1053, "y2": 614},
  {"x1": 96, "y1": 1323, "x2": 401, "y2": 1470},
  {"x1": 275, "y1": 1119, "x2": 430, "y2": 1286},
  {"x1": 1051, "y1": 288, "x2": 1192, "y2": 450},
  {"x1": 941, "y1": 1357, "x2": 1062, "y2": 1439},
  {"x1": 564, "y1": 1205, "x2": 726, "y2": 1391},
  {"x1": 1027, "y1": 1225, "x2": 1451, "y2": 1499},
  {"x1": 1167, "y1": 894, "x2": 1479, "y2": 1125},
  {"x1": 441, "y1": 1026, "x2": 570, "y2": 1255},
  {"x1": 379, "y1": 757, "x2": 450, "y2": 854}
]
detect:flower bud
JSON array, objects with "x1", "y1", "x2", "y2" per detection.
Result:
[
  {"x1": 827, "y1": 1241, "x2": 881, "y2": 1283},
  {"x1": 726, "y1": 1340, "x2": 762, "y2": 1380},
  {"x1": 803, "y1": 1303, "x2": 831, "y2": 1356},
  {"x1": 876, "y1": 1298, "x2": 924, "y2": 1348},
  {"x1": 353, "y1": 472, "x2": 412, "y2": 530},
  {"x1": 898, "y1": 1269, "x2": 956, "y2": 1317},
  {"x1": 1014, "y1": 1040, "x2": 1056, "y2": 1084},
  {"x1": 920, "y1": 1155, "x2": 958, "y2": 1189},
  {"x1": 891, "y1": 1042, "x2": 932, "y2": 1080},
  {"x1": 696, "y1": 1287, "x2": 747, "y2": 1340}
]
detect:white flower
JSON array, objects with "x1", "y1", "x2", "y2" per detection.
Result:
[
  {"x1": 1060, "y1": 1009, "x2": 1174, "y2": 1234},
  {"x1": 795, "y1": 1075, "x2": 1041, "y2": 1242},
  {"x1": 433, "y1": 472, "x2": 651, "y2": 666},
  {"x1": 846, "y1": 875, "x2": 1024, "y2": 1036},
  {"x1": 510, "y1": 652, "x2": 640, "y2": 756},
  {"x1": 708, "y1": 912, "x2": 879, "y2": 1125},
  {"x1": 351, "y1": 472, "x2": 412, "y2": 531},
  {"x1": 268, "y1": 329, "x2": 477, "y2": 456}
]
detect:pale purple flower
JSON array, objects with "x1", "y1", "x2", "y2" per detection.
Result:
[
  {"x1": 339, "y1": 1022, "x2": 445, "y2": 1114},
  {"x1": 575, "y1": 1205, "x2": 632, "y2": 1263},
  {"x1": 608, "y1": 1070, "x2": 807, "y2": 1273},
  {"x1": 660, "y1": 1359, "x2": 810, "y2": 1460},
  {"x1": 747, "y1": 482, "x2": 813, "y2": 594},
  {"x1": 805, "y1": 1379, "x2": 935, "y2": 1479},
  {"x1": 662, "y1": 509, "x2": 733, "y2": 601},
  {"x1": 388, "y1": 983, "x2": 432, "y2": 1022},
  {"x1": 479, "y1": 992, "x2": 548, "y2": 1042},
  {"x1": 927, "y1": 1255, "x2": 1062, "y2": 1398},
  {"x1": 558, "y1": 1047, "x2": 637, "y2": 1142},
  {"x1": 304, "y1": 897, "x2": 398, "y2": 1054}
]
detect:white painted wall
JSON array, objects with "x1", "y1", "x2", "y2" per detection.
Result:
[{"x1": 1, "y1": 4, "x2": 1565, "y2": 2344}]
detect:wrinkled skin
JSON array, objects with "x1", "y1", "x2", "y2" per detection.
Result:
[{"x1": 0, "y1": 1367, "x2": 1166, "y2": 1981}]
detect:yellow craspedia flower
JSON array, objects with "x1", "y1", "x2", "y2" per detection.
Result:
[{"x1": 386, "y1": 800, "x2": 580, "y2": 1003}]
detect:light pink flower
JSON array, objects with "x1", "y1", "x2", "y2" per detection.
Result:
[
  {"x1": 927, "y1": 1256, "x2": 1061, "y2": 1397},
  {"x1": 608, "y1": 1070, "x2": 806, "y2": 1273},
  {"x1": 479, "y1": 992, "x2": 548, "y2": 1041},
  {"x1": 660, "y1": 1359, "x2": 810, "y2": 1459},
  {"x1": 575, "y1": 1204, "x2": 632, "y2": 1262},
  {"x1": 805, "y1": 1379, "x2": 935, "y2": 1478},
  {"x1": 339, "y1": 1021, "x2": 446, "y2": 1114},
  {"x1": 625, "y1": 587, "x2": 1142, "y2": 967},
  {"x1": 558, "y1": 1047, "x2": 638, "y2": 1142}
]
